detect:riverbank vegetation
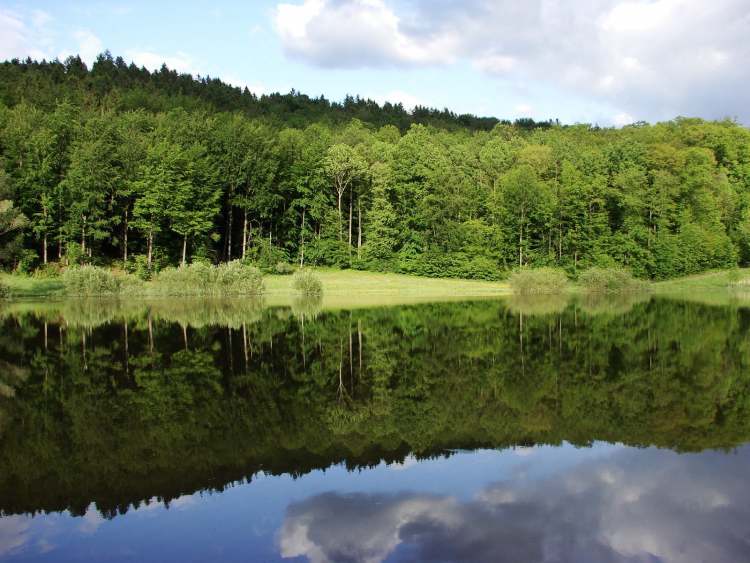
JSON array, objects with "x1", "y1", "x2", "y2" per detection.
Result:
[{"x1": 1, "y1": 53, "x2": 749, "y2": 284}]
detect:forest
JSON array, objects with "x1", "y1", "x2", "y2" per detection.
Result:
[{"x1": 1, "y1": 52, "x2": 750, "y2": 280}]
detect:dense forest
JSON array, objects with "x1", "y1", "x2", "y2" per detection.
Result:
[
  {"x1": 1, "y1": 52, "x2": 749, "y2": 280},
  {"x1": 1, "y1": 297, "x2": 749, "y2": 516}
]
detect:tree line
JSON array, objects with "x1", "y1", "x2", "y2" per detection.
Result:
[{"x1": 1, "y1": 53, "x2": 749, "y2": 279}]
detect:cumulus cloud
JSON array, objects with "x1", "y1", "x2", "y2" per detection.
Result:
[
  {"x1": 125, "y1": 50, "x2": 197, "y2": 74},
  {"x1": 272, "y1": 0, "x2": 750, "y2": 122},
  {"x1": 372, "y1": 90, "x2": 422, "y2": 111},
  {"x1": 273, "y1": 0, "x2": 459, "y2": 68},
  {"x1": 70, "y1": 30, "x2": 103, "y2": 66},
  {"x1": 279, "y1": 446, "x2": 750, "y2": 562},
  {"x1": 0, "y1": 8, "x2": 53, "y2": 61}
]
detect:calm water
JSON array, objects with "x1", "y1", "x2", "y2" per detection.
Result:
[{"x1": 1, "y1": 295, "x2": 749, "y2": 562}]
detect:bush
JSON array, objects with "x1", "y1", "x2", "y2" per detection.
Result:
[
  {"x1": 292, "y1": 269, "x2": 323, "y2": 295},
  {"x1": 508, "y1": 267, "x2": 569, "y2": 295},
  {"x1": 153, "y1": 261, "x2": 264, "y2": 296},
  {"x1": 578, "y1": 267, "x2": 647, "y2": 293},
  {"x1": 62, "y1": 266, "x2": 120, "y2": 295},
  {"x1": 34, "y1": 262, "x2": 63, "y2": 278},
  {"x1": 274, "y1": 261, "x2": 296, "y2": 275},
  {"x1": 215, "y1": 261, "x2": 264, "y2": 295},
  {"x1": 0, "y1": 281, "x2": 9, "y2": 299}
]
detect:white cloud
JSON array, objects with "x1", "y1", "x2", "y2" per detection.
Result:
[
  {"x1": 473, "y1": 54, "x2": 517, "y2": 75},
  {"x1": 125, "y1": 50, "x2": 197, "y2": 74},
  {"x1": 514, "y1": 103, "x2": 534, "y2": 117},
  {"x1": 272, "y1": 0, "x2": 750, "y2": 123},
  {"x1": 224, "y1": 73, "x2": 269, "y2": 96},
  {"x1": 0, "y1": 8, "x2": 52, "y2": 61},
  {"x1": 613, "y1": 112, "x2": 636, "y2": 127},
  {"x1": 274, "y1": 0, "x2": 458, "y2": 68},
  {"x1": 372, "y1": 90, "x2": 422, "y2": 111},
  {"x1": 72, "y1": 30, "x2": 102, "y2": 66}
]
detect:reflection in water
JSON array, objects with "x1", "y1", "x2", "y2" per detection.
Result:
[
  {"x1": 0, "y1": 296, "x2": 749, "y2": 561},
  {"x1": 281, "y1": 447, "x2": 750, "y2": 563}
]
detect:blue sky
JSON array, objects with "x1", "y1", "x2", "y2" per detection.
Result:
[{"x1": 1, "y1": 0, "x2": 749, "y2": 126}]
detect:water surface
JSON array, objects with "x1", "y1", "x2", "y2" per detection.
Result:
[{"x1": 0, "y1": 295, "x2": 749, "y2": 562}]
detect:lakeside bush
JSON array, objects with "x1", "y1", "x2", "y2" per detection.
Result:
[
  {"x1": 292, "y1": 269, "x2": 323, "y2": 295},
  {"x1": 274, "y1": 262, "x2": 296, "y2": 275},
  {"x1": 62, "y1": 266, "x2": 120, "y2": 296},
  {"x1": 0, "y1": 281, "x2": 9, "y2": 299},
  {"x1": 508, "y1": 268, "x2": 569, "y2": 295},
  {"x1": 153, "y1": 261, "x2": 264, "y2": 296},
  {"x1": 578, "y1": 267, "x2": 648, "y2": 293}
]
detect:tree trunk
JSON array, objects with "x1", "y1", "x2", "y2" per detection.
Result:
[
  {"x1": 337, "y1": 187, "x2": 343, "y2": 240},
  {"x1": 227, "y1": 206, "x2": 234, "y2": 261},
  {"x1": 81, "y1": 216, "x2": 86, "y2": 256},
  {"x1": 300, "y1": 207, "x2": 306, "y2": 267},
  {"x1": 123, "y1": 207, "x2": 129, "y2": 264},
  {"x1": 147, "y1": 230, "x2": 153, "y2": 268},
  {"x1": 182, "y1": 235, "x2": 188, "y2": 267},
  {"x1": 43, "y1": 234, "x2": 48, "y2": 265},
  {"x1": 348, "y1": 194, "x2": 353, "y2": 253},
  {"x1": 242, "y1": 209, "x2": 248, "y2": 260},
  {"x1": 519, "y1": 211, "x2": 524, "y2": 267},
  {"x1": 357, "y1": 199, "x2": 362, "y2": 259}
]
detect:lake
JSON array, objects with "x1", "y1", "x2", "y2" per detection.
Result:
[{"x1": 0, "y1": 294, "x2": 749, "y2": 562}]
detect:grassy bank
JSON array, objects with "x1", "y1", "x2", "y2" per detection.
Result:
[
  {"x1": 0, "y1": 273, "x2": 65, "y2": 297},
  {"x1": 1, "y1": 268, "x2": 510, "y2": 301},
  {"x1": 653, "y1": 269, "x2": 750, "y2": 292},
  {"x1": 266, "y1": 269, "x2": 509, "y2": 296},
  {"x1": 3, "y1": 267, "x2": 750, "y2": 303}
]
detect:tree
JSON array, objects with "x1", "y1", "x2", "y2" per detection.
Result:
[
  {"x1": 362, "y1": 163, "x2": 398, "y2": 263},
  {"x1": 323, "y1": 144, "x2": 366, "y2": 241},
  {"x1": 0, "y1": 169, "x2": 28, "y2": 268}
]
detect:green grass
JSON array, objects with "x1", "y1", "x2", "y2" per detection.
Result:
[
  {"x1": 265, "y1": 268, "x2": 509, "y2": 295},
  {"x1": 0, "y1": 273, "x2": 65, "y2": 297},
  {"x1": 3, "y1": 267, "x2": 750, "y2": 308},
  {"x1": 653, "y1": 268, "x2": 750, "y2": 292}
]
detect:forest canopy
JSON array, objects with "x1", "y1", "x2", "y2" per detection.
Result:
[{"x1": 1, "y1": 52, "x2": 749, "y2": 280}]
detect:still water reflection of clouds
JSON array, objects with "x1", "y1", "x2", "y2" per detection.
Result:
[{"x1": 280, "y1": 446, "x2": 750, "y2": 563}]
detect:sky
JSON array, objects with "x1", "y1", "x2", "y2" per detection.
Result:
[{"x1": 0, "y1": 0, "x2": 748, "y2": 126}]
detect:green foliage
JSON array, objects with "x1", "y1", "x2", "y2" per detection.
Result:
[
  {"x1": 578, "y1": 267, "x2": 648, "y2": 293},
  {"x1": 62, "y1": 265, "x2": 120, "y2": 295},
  {"x1": 0, "y1": 280, "x2": 9, "y2": 298},
  {"x1": 1, "y1": 54, "x2": 750, "y2": 282},
  {"x1": 508, "y1": 268, "x2": 570, "y2": 294},
  {"x1": 292, "y1": 269, "x2": 323, "y2": 295},
  {"x1": 152, "y1": 261, "x2": 264, "y2": 296},
  {"x1": 274, "y1": 262, "x2": 296, "y2": 275}
]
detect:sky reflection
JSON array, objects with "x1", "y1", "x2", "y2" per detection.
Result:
[{"x1": 2, "y1": 443, "x2": 748, "y2": 562}]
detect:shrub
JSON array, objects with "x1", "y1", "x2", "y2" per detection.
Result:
[
  {"x1": 274, "y1": 261, "x2": 296, "y2": 275},
  {"x1": 153, "y1": 261, "x2": 264, "y2": 296},
  {"x1": 34, "y1": 262, "x2": 63, "y2": 278},
  {"x1": 508, "y1": 267, "x2": 569, "y2": 295},
  {"x1": 0, "y1": 281, "x2": 9, "y2": 299},
  {"x1": 292, "y1": 269, "x2": 323, "y2": 295},
  {"x1": 215, "y1": 261, "x2": 264, "y2": 295},
  {"x1": 578, "y1": 267, "x2": 647, "y2": 293},
  {"x1": 62, "y1": 266, "x2": 120, "y2": 295}
]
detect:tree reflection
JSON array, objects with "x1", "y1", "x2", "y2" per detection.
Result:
[{"x1": 0, "y1": 296, "x2": 749, "y2": 518}]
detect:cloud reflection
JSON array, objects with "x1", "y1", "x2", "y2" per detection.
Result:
[{"x1": 280, "y1": 446, "x2": 750, "y2": 563}]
